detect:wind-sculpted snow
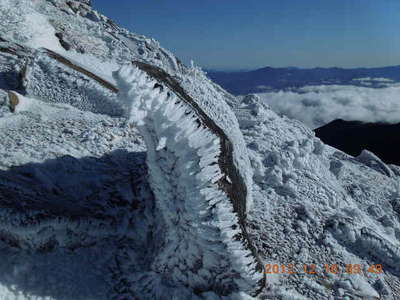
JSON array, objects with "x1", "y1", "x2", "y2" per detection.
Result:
[
  {"x1": 131, "y1": 61, "x2": 254, "y2": 215},
  {"x1": 1, "y1": 0, "x2": 400, "y2": 299},
  {"x1": 0, "y1": 39, "x2": 32, "y2": 91},
  {"x1": 236, "y1": 95, "x2": 400, "y2": 299},
  {"x1": 23, "y1": 48, "x2": 123, "y2": 116},
  {"x1": 113, "y1": 65, "x2": 264, "y2": 297},
  {"x1": 0, "y1": 94, "x2": 155, "y2": 298}
]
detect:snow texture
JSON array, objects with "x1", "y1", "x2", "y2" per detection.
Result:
[
  {"x1": 0, "y1": 0, "x2": 399, "y2": 299},
  {"x1": 23, "y1": 48, "x2": 123, "y2": 116},
  {"x1": 113, "y1": 65, "x2": 263, "y2": 296},
  {"x1": 235, "y1": 94, "x2": 400, "y2": 299}
]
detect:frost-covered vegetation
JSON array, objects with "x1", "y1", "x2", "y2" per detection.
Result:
[{"x1": 0, "y1": 0, "x2": 399, "y2": 299}]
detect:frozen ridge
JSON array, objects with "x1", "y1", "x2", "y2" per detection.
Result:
[
  {"x1": 0, "y1": 0, "x2": 399, "y2": 299},
  {"x1": 113, "y1": 65, "x2": 264, "y2": 296}
]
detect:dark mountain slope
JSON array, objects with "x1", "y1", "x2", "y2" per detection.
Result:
[{"x1": 315, "y1": 119, "x2": 400, "y2": 165}]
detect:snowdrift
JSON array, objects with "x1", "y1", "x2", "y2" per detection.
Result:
[
  {"x1": 0, "y1": 0, "x2": 399, "y2": 299},
  {"x1": 23, "y1": 48, "x2": 122, "y2": 116}
]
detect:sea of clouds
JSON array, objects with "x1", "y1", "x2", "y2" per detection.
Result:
[{"x1": 253, "y1": 82, "x2": 400, "y2": 129}]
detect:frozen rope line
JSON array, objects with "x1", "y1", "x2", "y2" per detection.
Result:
[{"x1": 113, "y1": 64, "x2": 265, "y2": 297}]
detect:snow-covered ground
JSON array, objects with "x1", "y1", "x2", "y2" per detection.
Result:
[
  {"x1": 237, "y1": 94, "x2": 400, "y2": 299},
  {"x1": 251, "y1": 83, "x2": 400, "y2": 128},
  {"x1": 0, "y1": 0, "x2": 399, "y2": 299}
]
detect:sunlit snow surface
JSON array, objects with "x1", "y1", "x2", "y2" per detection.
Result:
[
  {"x1": 112, "y1": 65, "x2": 262, "y2": 296},
  {"x1": 0, "y1": 0, "x2": 399, "y2": 299}
]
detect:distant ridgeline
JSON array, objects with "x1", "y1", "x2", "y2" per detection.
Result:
[
  {"x1": 315, "y1": 119, "x2": 400, "y2": 166},
  {"x1": 207, "y1": 66, "x2": 400, "y2": 95}
]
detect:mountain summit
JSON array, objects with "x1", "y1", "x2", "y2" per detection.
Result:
[{"x1": 0, "y1": 0, "x2": 399, "y2": 299}]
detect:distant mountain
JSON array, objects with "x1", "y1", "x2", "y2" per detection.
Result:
[
  {"x1": 315, "y1": 119, "x2": 400, "y2": 165},
  {"x1": 207, "y1": 65, "x2": 400, "y2": 95}
]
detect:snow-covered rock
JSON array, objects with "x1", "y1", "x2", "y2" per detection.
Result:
[
  {"x1": 0, "y1": 0, "x2": 399, "y2": 299},
  {"x1": 23, "y1": 48, "x2": 122, "y2": 116},
  {"x1": 113, "y1": 64, "x2": 264, "y2": 296},
  {"x1": 236, "y1": 95, "x2": 400, "y2": 299}
]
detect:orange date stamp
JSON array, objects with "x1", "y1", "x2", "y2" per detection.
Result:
[{"x1": 264, "y1": 264, "x2": 383, "y2": 275}]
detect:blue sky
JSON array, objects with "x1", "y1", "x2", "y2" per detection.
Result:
[{"x1": 92, "y1": 0, "x2": 400, "y2": 70}]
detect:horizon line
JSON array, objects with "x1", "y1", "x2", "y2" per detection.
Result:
[{"x1": 203, "y1": 64, "x2": 400, "y2": 73}]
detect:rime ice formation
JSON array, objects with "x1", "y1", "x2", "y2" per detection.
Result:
[
  {"x1": 113, "y1": 65, "x2": 264, "y2": 296},
  {"x1": 0, "y1": 0, "x2": 400, "y2": 299},
  {"x1": 23, "y1": 48, "x2": 122, "y2": 116},
  {"x1": 235, "y1": 94, "x2": 400, "y2": 299}
]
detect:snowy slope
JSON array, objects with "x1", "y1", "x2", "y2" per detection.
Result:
[
  {"x1": 237, "y1": 95, "x2": 400, "y2": 299},
  {"x1": 0, "y1": 0, "x2": 399, "y2": 299}
]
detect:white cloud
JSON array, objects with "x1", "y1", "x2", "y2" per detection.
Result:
[
  {"x1": 253, "y1": 83, "x2": 400, "y2": 128},
  {"x1": 352, "y1": 77, "x2": 394, "y2": 83}
]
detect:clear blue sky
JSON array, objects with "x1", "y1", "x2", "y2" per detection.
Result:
[{"x1": 92, "y1": 0, "x2": 400, "y2": 70}]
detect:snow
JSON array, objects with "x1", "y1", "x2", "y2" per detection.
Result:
[
  {"x1": 23, "y1": 10, "x2": 62, "y2": 52},
  {"x1": 0, "y1": 0, "x2": 62, "y2": 53},
  {"x1": 23, "y1": 49, "x2": 123, "y2": 117},
  {"x1": 0, "y1": 0, "x2": 399, "y2": 299},
  {"x1": 113, "y1": 65, "x2": 263, "y2": 297},
  {"x1": 235, "y1": 94, "x2": 400, "y2": 299}
]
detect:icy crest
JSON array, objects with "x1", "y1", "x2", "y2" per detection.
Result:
[
  {"x1": 0, "y1": 0, "x2": 400, "y2": 298},
  {"x1": 113, "y1": 65, "x2": 264, "y2": 296}
]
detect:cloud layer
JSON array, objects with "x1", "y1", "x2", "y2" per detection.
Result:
[{"x1": 254, "y1": 83, "x2": 400, "y2": 128}]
